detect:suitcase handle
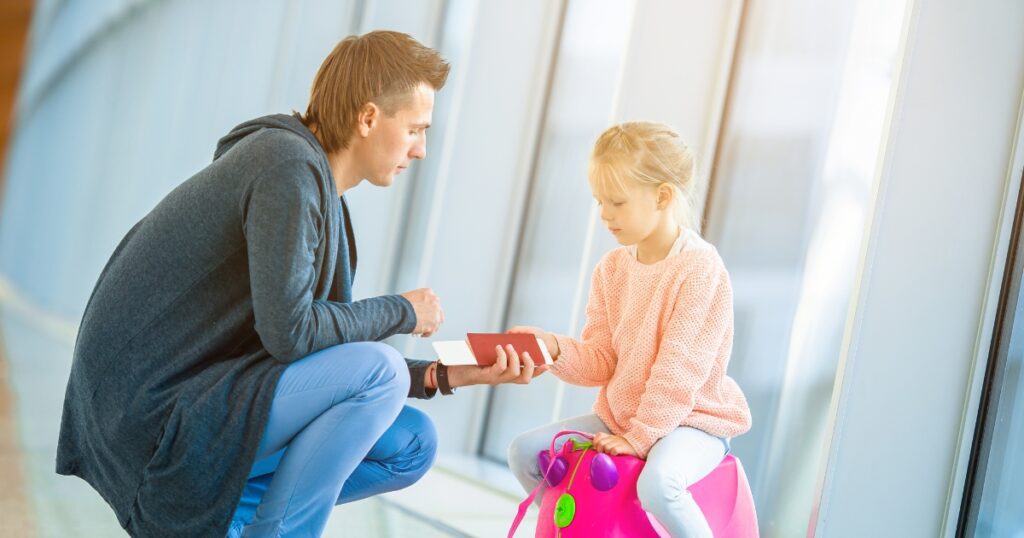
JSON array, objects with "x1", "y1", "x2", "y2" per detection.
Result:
[{"x1": 507, "y1": 430, "x2": 595, "y2": 538}]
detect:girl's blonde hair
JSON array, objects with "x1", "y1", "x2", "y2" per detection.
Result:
[{"x1": 588, "y1": 122, "x2": 698, "y2": 230}]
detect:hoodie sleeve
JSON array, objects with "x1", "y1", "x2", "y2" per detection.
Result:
[
  {"x1": 242, "y1": 158, "x2": 417, "y2": 364},
  {"x1": 405, "y1": 358, "x2": 437, "y2": 399}
]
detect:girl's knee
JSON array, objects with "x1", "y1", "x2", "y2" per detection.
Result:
[
  {"x1": 636, "y1": 467, "x2": 688, "y2": 510},
  {"x1": 506, "y1": 432, "x2": 530, "y2": 468},
  {"x1": 507, "y1": 430, "x2": 548, "y2": 478}
]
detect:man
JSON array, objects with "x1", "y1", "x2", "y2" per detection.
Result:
[{"x1": 56, "y1": 30, "x2": 544, "y2": 537}]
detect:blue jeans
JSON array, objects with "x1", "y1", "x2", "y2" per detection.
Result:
[{"x1": 227, "y1": 342, "x2": 437, "y2": 537}]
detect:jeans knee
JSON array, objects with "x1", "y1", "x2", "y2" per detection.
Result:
[
  {"x1": 507, "y1": 431, "x2": 536, "y2": 477},
  {"x1": 408, "y1": 407, "x2": 438, "y2": 473},
  {"x1": 392, "y1": 407, "x2": 437, "y2": 487},
  {"x1": 636, "y1": 467, "x2": 686, "y2": 511},
  {"x1": 360, "y1": 342, "x2": 410, "y2": 400}
]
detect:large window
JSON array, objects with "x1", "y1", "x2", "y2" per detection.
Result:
[
  {"x1": 468, "y1": 1, "x2": 909, "y2": 535},
  {"x1": 702, "y1": 0, "x2": 906, "y2": 535}
]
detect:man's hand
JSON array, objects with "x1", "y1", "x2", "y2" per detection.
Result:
[
  {"x1": 592, "y1": 432, "x2": 641, "y2": 459},
  {"x1": 446, "y1": 344, "x2": 548, "y2": 388},
  {"x1": 400, "y1": 288, "x2": 444, "y2": 337},
  {"x1": 507, "y1": 325, "x2": 560, "y2": 360}
]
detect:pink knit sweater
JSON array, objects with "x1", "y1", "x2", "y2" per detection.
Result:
[{"x1": 551, "y1": 231, "x2": 751, "y2": 457}]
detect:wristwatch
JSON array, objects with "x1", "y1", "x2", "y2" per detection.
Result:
[{"x1": 436, "y1": 361, "x2": 456, "y2": 395}]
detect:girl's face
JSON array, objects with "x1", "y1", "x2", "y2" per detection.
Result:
[{"x1": 593, "y1": 182, "x2": 664, "y2": 246}]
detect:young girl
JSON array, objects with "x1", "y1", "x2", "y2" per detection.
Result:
[{"x1": 507, "y1": 122, "x2": 751, "y2": 537}]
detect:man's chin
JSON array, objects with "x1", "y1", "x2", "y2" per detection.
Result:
[{"x1": 368, "y1": 175, "x2": 395, "y2": 188}]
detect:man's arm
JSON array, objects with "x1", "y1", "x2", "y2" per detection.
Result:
[{"x1": 244, "y1": 160, "x2": 416, "y2": 364}]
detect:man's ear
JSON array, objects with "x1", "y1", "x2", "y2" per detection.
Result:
[{"x1": 356, "y1": 102, "x2": 380, "y2": 137}]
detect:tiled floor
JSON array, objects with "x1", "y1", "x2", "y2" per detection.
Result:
[{"x1": 0, "y1": 283, "x2": 537, "y2": 537}]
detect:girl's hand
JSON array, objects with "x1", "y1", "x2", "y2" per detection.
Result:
[
  {"x1": 592, "y1": 432, "x2": 642, "y2": 459},
  {"x1": 507, "y1": 325, "x2": 560, "y2": 360}
]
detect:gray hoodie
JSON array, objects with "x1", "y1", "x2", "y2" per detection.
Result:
[{"x1": 55, "y1": 113, "x2": 433, "y2": 537}]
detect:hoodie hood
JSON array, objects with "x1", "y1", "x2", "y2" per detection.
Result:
[{"x1": 213, "y1": 113, "x2": 326, "y2": 161}]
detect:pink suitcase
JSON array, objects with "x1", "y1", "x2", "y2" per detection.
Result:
[{"x1": 508, "y1": 430, "x2": 759, "y2": 537}]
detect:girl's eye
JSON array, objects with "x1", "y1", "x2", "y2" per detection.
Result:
[{"x1": 612, "y1": 202, "x2": 625, "y2": 207}]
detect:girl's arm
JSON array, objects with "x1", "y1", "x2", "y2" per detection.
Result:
[{"x1": 622, "y1": 256, "x2": 732, "y2": 457}]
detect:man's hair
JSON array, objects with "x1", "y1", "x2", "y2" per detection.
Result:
[{"x1": 302, "y1": 30, "x2": 450, "y2": 153}]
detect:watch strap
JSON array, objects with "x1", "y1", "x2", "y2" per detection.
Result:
[{"x1": 436, "y1": 360, "x2": 455, "y2": 395}]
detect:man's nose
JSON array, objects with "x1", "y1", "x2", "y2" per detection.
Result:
[{"x1": 410, "y1": 139, "x2": 426, "y2": 160}]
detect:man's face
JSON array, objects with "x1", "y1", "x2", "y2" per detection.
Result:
[{"x1": 359, "y1": 83, "x2": 434, "y2": 187}]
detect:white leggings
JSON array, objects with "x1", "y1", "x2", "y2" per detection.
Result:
[{"x1": 507, "y1": 414, "x2": 726, "y2": 538}]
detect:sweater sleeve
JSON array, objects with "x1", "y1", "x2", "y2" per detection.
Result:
[
  {"x1": 550, "y1": 262, "x2": 617, "y2": 386},
  {"x1": 622, "y1": 255, "x2": 733, "y2": 457},
  {"x1": 243, "y1": 159, "x2": 416, "y2": 364}
]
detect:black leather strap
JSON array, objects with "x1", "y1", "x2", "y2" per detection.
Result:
[{"x1": 436, "y1": 360, "x2": 456, "y2": 395}]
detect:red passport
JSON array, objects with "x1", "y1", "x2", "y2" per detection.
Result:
[{"x1": 432, "y1": 333, "x2": 553, "y2": 366}]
